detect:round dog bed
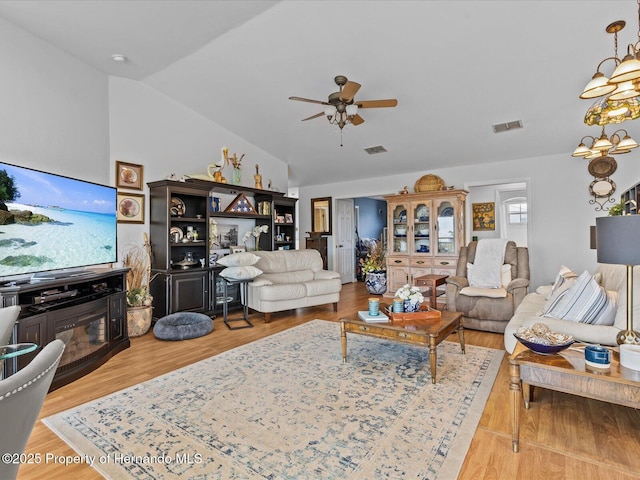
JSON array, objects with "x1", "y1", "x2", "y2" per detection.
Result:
[{"x1": 153, "y1": 312, "x2": 213, "y2": 341}]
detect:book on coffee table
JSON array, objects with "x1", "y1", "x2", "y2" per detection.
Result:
[{"x1": 358, "y1": 311, "x2": 390, "y2": 323}]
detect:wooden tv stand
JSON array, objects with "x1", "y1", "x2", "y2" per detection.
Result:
[{"x1": 0, "y1": 268, "x2": 130, "y2": 390}]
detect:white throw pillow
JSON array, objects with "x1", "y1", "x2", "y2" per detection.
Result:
[
  {"x1": 219, "y1": 266, "x2": 263, "y2": 280},
  {"x1": 546, "y1": 265, "x2": 578, "y2": 300},
  {"x1": 542, "y1": 270, "x2": 617, "y2": 325},
  {"x1": 217, "y1": 252, "x2": 260, "y2": 267}
]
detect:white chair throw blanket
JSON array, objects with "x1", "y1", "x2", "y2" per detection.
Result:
[{"x1": 467, "y1": 238, "x2": 509, "y2": 289}]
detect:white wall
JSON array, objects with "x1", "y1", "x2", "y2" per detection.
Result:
[
  {"x1": 0, "y1": 18, "x2": 291, "y2": 265},
  {"x1": 0, "y1": 16, "x2": 109, "y2": 183},
  {"x1": 108, "y1": 77, "x2": 289, "y2": 254},
  {"x1": 298, "y1": 152, "x2": 640, "y2": 290}
]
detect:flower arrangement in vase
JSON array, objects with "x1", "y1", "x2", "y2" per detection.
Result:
[
  {"x1": 360, "y1": 241, "x2": 386, "y2": 274},
  {"x1": 122, "y1": 233, "x2": 159, "y2": 336},
  {"x1": 243, "y1": 224, "x2": 269, "y2": 250},
  {"x1": 394, "y1": 283, "x2": 424, "y2": 312},
  {"x1": 222, "y1": 145, "x2": 245, "y2": 185},
  {"x1": 360, "y1": 241, "x2": 387, "y2": 294}
]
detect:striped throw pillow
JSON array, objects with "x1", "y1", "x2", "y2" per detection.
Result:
[{"x1": 542, "y1": 270, "x2": 617, "y2": 325}]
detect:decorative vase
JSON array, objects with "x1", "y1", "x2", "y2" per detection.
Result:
[
  {"x1": 365, "y1": 271, "x2": 387, "y2": 295},
  {"x1": 404, "y1": 300, "x2": 421, "y2": 312},
  {"x1": 127, "y1": 305, "x2": 153, "y2": 337},
  {"x1": 232, "y1": 167, "x2": 242, "y2": 185}
]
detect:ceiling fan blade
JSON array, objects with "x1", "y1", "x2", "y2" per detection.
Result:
[
  {"x1": 339, "y1": 81, "x2": 361, "y2": 102},
  {"x1": 289, "y1": 96, "x2": 330, "y2": 106},
  {"x1": 302, "y1": 112, "x2": 325, "y2": 121},
  {"x1": 356, "y1": 99, "x2": 398, "y2": 108},
  {"x1": 351, "y1": 114, "x2": 365, "y2": 125}
]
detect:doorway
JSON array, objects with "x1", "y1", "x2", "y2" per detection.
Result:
[{"x1": 465, "y1": 180, "x2": 530, "y2": 247}]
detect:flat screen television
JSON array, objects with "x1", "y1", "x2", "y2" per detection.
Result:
[{"x1": 0, "y1": 161, "x2": 117, "y2": 282}]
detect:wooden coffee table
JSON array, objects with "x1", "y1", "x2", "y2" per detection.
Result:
[
  {"x1": 340, "y1": 311, "x2": 464, "y2": 384},
  {"x1": 509, "y1": 342, "x2": 640, "y2": 453}
]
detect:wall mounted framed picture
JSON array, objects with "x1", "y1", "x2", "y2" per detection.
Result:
[
  {"x1": 230, "y1": 245, "x2": 246, "y2": 253},
  {"x1": 117, "y1": 192, "x2": 145, "y2": 224},
  {"x1": 116, "y1": 161, "x2": 144, "y2": 190},
  {"x1": 472, "y1": 202, "x2": 495, "y2": 231}
]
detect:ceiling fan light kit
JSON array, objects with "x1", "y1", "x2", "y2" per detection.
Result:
[{"x1": 289, "y1": 74, "x2": 397, "y2": 146}]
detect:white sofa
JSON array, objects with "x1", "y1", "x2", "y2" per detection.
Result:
[
  {"x1": 504, "y1": 264, "x2": 640, "y2": 353},
  {"x1": 247, "y1": 250, "x2": 342, "y2": 322}
]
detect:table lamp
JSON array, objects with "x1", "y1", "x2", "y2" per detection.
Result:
[{"x1": 596, "y1": 215, "x2": 640, "y2": 345}]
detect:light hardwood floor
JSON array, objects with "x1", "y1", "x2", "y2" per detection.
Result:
[{"x1": 17, "y1": 282, "x2": 640, "y2": 479}]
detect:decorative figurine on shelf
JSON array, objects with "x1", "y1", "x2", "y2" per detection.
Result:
[
  {"x1": 254, "y1": 164, "x2": 263, "y2": 189},
  {"x1": 222, "y1": 145, "x2": 245, "y2": 185},
  {"x1": 400, "y1": 186, "x2": 409, "y2": 194}
]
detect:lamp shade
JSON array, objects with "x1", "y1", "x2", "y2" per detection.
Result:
[
  {"x1": 596, "y1": 215, "x2": 640, "y2": 265},
  {"x1": 609, "y1": 54, "x2": 640, "y2": 83},
  {"x1": 580, "y1": 73, "x2": 617, "y2": 99}
]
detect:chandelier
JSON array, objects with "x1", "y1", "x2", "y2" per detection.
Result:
[
  {"x1": 579, "y1": 1, "x2": 640, "y2": 125},
  {"x1": 572, "y1": 128, "x2": 639, "y2": 158},
  {"x1": 324, "y1": 103, "x2": 360, "y2": 146},
  {"x1": 324, "y1": 104, "x2": 359, "y2": 131}
]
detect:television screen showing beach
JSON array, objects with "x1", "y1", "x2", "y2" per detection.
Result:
[{"x1": 0, "y1": 162, "x2": 117, "y2": 278}]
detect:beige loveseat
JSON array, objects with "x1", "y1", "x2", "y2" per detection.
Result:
[
  {"x1": 247, "y1": 250, "x2": 342, "y2": 322},
  {"x1": 504, "y1": 263, "x2": 638, "y2": 353}
]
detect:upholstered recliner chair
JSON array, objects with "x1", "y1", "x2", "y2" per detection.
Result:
[{"x1": 446, "y1": 240, "x2": 530, "y2": 333}]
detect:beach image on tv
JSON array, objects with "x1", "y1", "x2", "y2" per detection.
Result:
[{"x1": 0, "y1": 162, "x2": 117, "y2": 278}]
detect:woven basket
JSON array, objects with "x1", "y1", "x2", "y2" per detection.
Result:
[{"x1": 414, "y1": 174, "x2": 445, "y2": 193}]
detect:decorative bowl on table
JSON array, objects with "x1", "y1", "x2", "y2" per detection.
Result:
[{"x1": 514, "y1": 323, "x2": 574, "y2": 355}]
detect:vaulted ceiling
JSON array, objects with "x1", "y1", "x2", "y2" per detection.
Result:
[{"x1": 0, "y1": 1, "x2": 637, "y2": 187}]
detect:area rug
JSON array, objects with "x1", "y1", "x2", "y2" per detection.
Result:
[{"x1": 44, "y1": 319, "x2": 502, "y2": 479}]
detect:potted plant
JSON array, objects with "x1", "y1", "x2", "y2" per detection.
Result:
[
  {"x1": 122, "y1": 233, "x2": 156, "y2": 337},
  {"x1": 360, "y1": 241, "x2": 387, "y2": 294},
  {"x1": 609, "y1": 201, "x2": 624, "y2": 216}
]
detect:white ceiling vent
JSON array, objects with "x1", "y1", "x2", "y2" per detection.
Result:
[
  {"x1": 364, "y1": 145, "x2": 388, "y2": 155},
  {"x1": 492, "y1": 120, "x2": 523, "y2": 133}
]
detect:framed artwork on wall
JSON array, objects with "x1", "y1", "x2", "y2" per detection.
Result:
[
  {"x1": 230, "y1": 245, "x2": 246, "y2": 253},
  {"x1": 116, "y1": 161, "x2": 144, "y2": 190},
  {"x1": 117, "y1": 192, "x2": 145, "y2": 224},
  {"x1": 472, "y1": 202, "x2": 495, "y2": 231}
]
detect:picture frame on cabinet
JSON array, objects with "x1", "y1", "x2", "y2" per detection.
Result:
[
  {"x1": 230, "y1": 245, "x2": 246, "y2": 253},
  {"x1": 216, "y1": 224, "x2": 239, "y2": 248},
  {"x1": 115, "y1": 161, "x2": 144, "y2": 190},
  {"x1": 285, "y1": 213, "x2": 293, "y2": 224},
  {"x1": 117, "y1": 192, "x2": 145, "y2": 224}
]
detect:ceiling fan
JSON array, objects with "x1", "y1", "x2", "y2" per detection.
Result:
[{"x1": 289, "y1": 75, "x2": 398, "y2": 145}]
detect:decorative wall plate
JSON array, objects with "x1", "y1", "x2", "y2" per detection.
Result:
[
  {"x1": 169, "y1": 226, "x2": 184, "y2": 241},
  {"x1": 588, "y1": 156, "x2": 617, "y2": 178},
  {"x1": 440, "y1": 207, "x2": 454, "y2": 217},
  {"x1": 415, "y1": 205, "x2": 429, "y2": 221},
  {"x1": 170, "y1": 197, "x2": 186, "y2": 217}
]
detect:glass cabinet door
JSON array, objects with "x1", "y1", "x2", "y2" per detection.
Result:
[
  {"x1": 412, "y1": 202, "x2": 430, "y2": 254},
  {"x1": 391, "y1": 203, "x2": 409, "y2": 254},
  {"x1": 436, "y1": 201, "x2": 455, "y2": 254}
]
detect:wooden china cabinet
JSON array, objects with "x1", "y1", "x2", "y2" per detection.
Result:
[{"x1": 384, "y1": 189, "x2": 468, "y2": 296}]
